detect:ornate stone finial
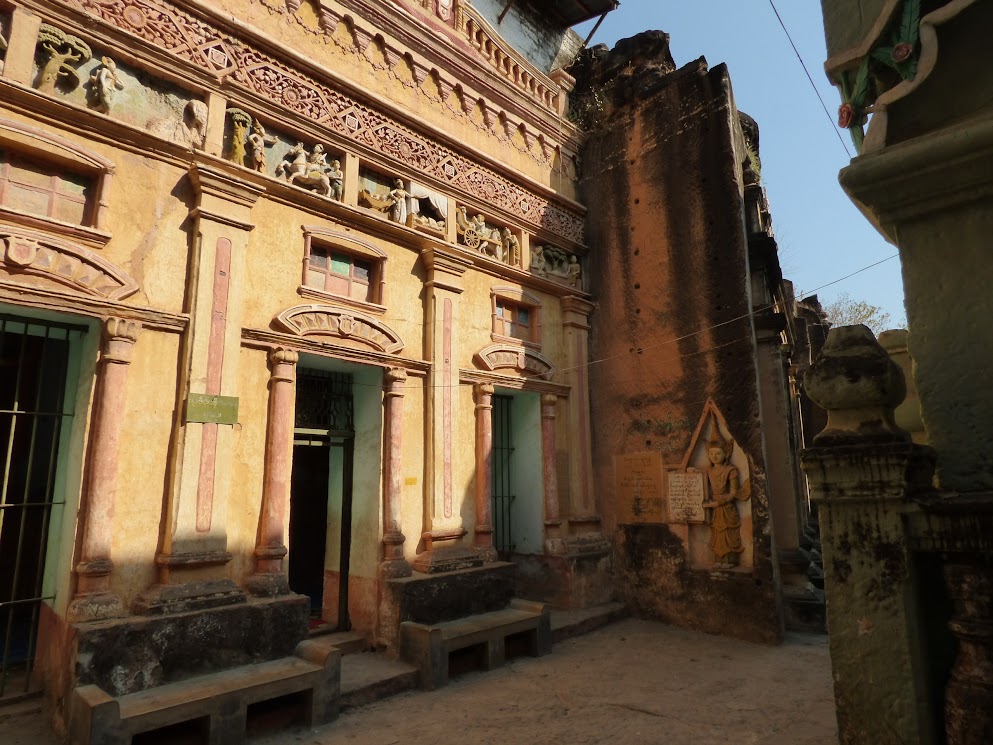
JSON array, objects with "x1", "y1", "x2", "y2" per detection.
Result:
[{"x1": 804, "y1": 324, "x2": 909, "y2": 445}]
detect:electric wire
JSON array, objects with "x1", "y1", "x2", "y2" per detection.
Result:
[
  {"x1": 337, "y1": 251, "x2": 900, "y2": 389},
  {"x1": 767, "y1": 0, "x2": 854, "y2": 159}
]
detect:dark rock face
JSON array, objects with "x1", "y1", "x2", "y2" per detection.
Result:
[
  {"x1": 72, "y1": 595, "x2": 309, "y2": 696},
  {"x1": 576, "y1": 36, "x2": 781, "y2": 643}
]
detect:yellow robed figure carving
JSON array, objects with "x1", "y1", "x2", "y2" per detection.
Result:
[{"x1": 701, "y1": 428, "x2": 748, "y2": 567}]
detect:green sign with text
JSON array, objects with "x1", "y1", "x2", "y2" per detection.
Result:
[{"x1": 185, "y1": 393, "x2": 239, "y2": 425}]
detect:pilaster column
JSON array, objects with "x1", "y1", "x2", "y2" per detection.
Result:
[
  {"x1": 473, "y1": 383, "x2": 497, "y2": 562},
  {"x1": 245, "y1": 348, "x2": 298, "y2": 596},
  {"x1": 560, "y1": 295, "x2": 598, "y2": 532},
  {"x1": 67, "y1": 317, "x2": 141, "y2": 623},
  {"x1": 1, "y1": 7, "x2": 42, "y2": 85},
  {"x1": 415, "y1": 247, "x2": 473, "y2": 570},
  {"x1": 381, "y1": 368, "x2": 411, "y2": 578},
  {"x1": 154, "y1": 165, "x2": 263, "y2": 581},
  {"x1": 541, "y1": 393, "x2": 562, "y2": 550}
]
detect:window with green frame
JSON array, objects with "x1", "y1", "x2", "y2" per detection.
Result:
[{"x1": 306, "y1": 244, "x2": 377, "y2": 303}]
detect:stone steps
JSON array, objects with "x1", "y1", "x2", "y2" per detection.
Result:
[
  {"x1": 550, "y1": 601, "x2": 628, "y2": 643},
  {"x1": 340, "y1": 653, "x2": 419, "y2": 711}
]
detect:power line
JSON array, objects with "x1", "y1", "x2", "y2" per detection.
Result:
[
  {"x1": 339, "y1": 251, "x2": 901, "y2": 389},
  {"x1": 767, "y1": 0, "x2": 853, "y2": 159}
]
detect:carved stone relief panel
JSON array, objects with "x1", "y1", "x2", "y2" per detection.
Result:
[
  {"x1": 530, "y1": 243, "x2": 582, "y2": 291},
  {"x1": 0, "y1": 9, "x2": 11, "y2": 74},
  {"x1": 358, "y1": 167, "x2": 409, "y2": 224},
  {"x1": 666, "y1": 400, "x2": 753, "y2": 571},
  {"x1": 455, "y1": 206, "x2": 521, "y2": 267},
  {"x1": 32, "y1": 24, "x2": 207, "y2": 148}
]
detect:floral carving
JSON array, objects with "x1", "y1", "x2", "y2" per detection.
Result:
[
  {"x1": 66, "y1": 0, "x2": 583, "y2": 243},
  {"x1": 837, "y1": 0, "x2": 922, "y2": 152}
]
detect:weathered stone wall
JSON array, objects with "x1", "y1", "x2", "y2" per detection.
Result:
[{"x1": 576, "y1": 33, "x2": 781, "y2": 643}]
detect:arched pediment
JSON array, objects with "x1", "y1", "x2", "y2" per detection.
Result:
[
  {"x1": 475, "y1": 343, "x2": 554, "y2": 378},
  {"x1": 1, "y1": 229, "x2": 138, "y2": 300},
  {"x1": 0, "y1": 116, "x2": 115, "y2": 175},
  {"x1": 274, "y1": 304, "x2": 404, "y2": 354}
]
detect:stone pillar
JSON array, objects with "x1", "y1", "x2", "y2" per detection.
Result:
[
  {"x1": 560, "y1": 296, "x2": 601, "y2": 538},
  {"x1": 943, "y1": 560, "x2": 993, "y2": 745},
  {"x1": 801, "y1": 325, "x2": 937, "y2": 745},
  {"x1": 380, "y1": 368, "x2": 411, "y2": 578},
  {"x1": 245, "y1": 348, "x2": 298, "y2": 596},
  {"x1": 67, "y1": 317, "x2": 141, "y2": 623},
  {"x1": 540, "y1": 393, "x2": 563, "y2": 551},
  {"x1": 413, "y1": 247, "x2": 475, "y2": 573},
  {"x1": 473, "y1": 383, "x2": 497, "y2": 562}
]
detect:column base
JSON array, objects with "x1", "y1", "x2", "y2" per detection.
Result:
[
  {"x1": 412, "y1": 544, "x2": 484, "y2": 574},
  {"x1": 66, "y1": 591, "x2": 126, "y2": 624},
  {"x1": 244, "y1": 571, "x2": 291, "y2": 597},
  {"x1": 379, "y1": 558, "x2": 413, "y2": 580},
  {"x1": 132, "y1": 578, "x2": 247, "y2": 615}
]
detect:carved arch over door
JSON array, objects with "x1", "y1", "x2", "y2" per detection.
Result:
[{"x1": 274, "y1": 304, "x2": 405, "y2": 354}]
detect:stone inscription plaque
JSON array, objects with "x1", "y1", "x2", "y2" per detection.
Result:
[
  {"x1": 667, "y1": 471, "x2": 706, "y2": 523},
  {"x1": 185, "y1": 393, "x2": 239, "y2": 425},
  {"x1": 615, "y1": 451, "x2": 665, "y2": 524}
]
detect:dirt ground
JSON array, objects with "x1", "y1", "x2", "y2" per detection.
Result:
[
  {"x1": 263, "y1": 618, "x2": 838, "y2": 745},
  {"x1": 2, "y1": 618, "x2": 837, "y2": 745}
]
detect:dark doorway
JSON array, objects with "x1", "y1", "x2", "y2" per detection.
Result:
[
  {"x1": 492, "y1": 394, "x2": 515, "y2": 557},
  {"x1": 289, "y1": 370, "x2": 354, "y2": 631},
  {"x1": 0, "y1": 314, "x2": 83, "y2": 698}
]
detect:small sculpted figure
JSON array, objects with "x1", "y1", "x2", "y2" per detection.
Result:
[
  {"x1": 89, "y1": 56, "x2": 124, "y2": 113},
  {"x1": 530, "y1": 245, "x2": 546, "y2": 276},
  {"x1": 247, "y1": 119, "x2": 276, "y2": 172},
  {"x1": 701, "y1": 430, "x2": 748, "y2": 567},
  {"x1": 566, "y1": 254, "x2": 582, "y2": 290},
  {"x1": 388, "y1": 179, "x2": 409, "y2": 224},
  {"x1": 327, "y1": 160, "x2": 343, "y2": 201},
  {"x1": 500, "y1": 228, "x2": 520, "y2": 266},
  {"x1": 275, "y1": 142, "x2": 308, "y2": 180}
]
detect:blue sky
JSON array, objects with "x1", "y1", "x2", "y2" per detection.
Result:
[{"x1": 575, "y1": 1, "x2": 906, "y2": 326}]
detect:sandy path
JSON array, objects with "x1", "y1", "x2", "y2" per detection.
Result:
[{"x1": 259, "y1": 618, "x2": 838, "y2": 745}]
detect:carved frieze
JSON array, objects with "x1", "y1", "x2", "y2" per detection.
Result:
[
  {"x1": 275, "y1": 304, "x2": 404, "y2": 354},
  {"x1": 530, "y1": 244, "x2": 582, "y2": 290},
  {"x1": 475, "y1": 343, "x2": 553, "y2": 378},
  {"x1": 65, "y1": 0, "x2": 585, "y2": 245},
  {"x1": 0, "y1": 229, "x2": 139, "y2": 300}
]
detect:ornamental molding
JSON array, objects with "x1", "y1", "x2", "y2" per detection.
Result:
[
  {"x1": 0, "y1": 228, "x2": 139, "y2": 300},
  {"x1": 274, "y1": 303, "x2": 405, "y2": 354},
  {"x1": 60, "y1": 0, "x2": 585, "y2": 245},
  {"x1": 475, "y1": 342, "x2": 554, "y2": 378}
]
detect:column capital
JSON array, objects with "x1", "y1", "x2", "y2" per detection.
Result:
[
  {"x1": 385, "y1": 367, "x2": 408, "y2": 388},
  {"x1": 541, "y1": 393, "x2": 559, "y2": 411},
  {"x1": 268, "y1": 347, "x2": 299, "y2": 366},
  {"x1": 475, "y1": 382, "x2": 495, "y2": 404},
  {"x1": 102, "y1": 317, "x2": 141, "y2": 364}
]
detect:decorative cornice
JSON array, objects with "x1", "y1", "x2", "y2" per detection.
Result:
[
  {"x1": 243, "y1": 326, "x2": 430, "y2": 373},
  {"x1": 1, "y1": 228, "x2": 139, "y2": 300},
  {"x1": 459, "y1": 367, "x2": 569, "y2": 397},
  {"x1": 274, "y1": 303, "x2": 405, "y2": 354},
  {"x1": 59, "y1": 0, "x2": 586, "y2": 245}
]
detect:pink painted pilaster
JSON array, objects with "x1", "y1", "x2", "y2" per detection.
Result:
[
  {"x1": 561, "y1": 296, "x2": 599, "y2": 532},
  {"x1": 67, "y1": 317, "x2": 141, "y2": 623},
  {"x1": 381, "y1": 368, "x2": 411, "y2": 578},
  {"x1": 245, "y1": 348, "x2": 298, "y2": 596},
  {"x1": 474, "y1": 383, "x2": 497, "y2": 562},
  {"x1": 541, "y1": 393, "x2": 563, "y2": 547}
]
